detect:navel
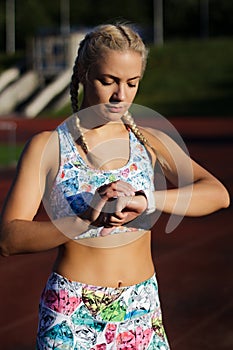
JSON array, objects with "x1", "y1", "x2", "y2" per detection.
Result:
[{"x1": 117, "y1": 280, "x2": 123, "y2": 288}]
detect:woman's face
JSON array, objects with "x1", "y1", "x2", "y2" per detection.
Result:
[{"x1": 81, "y1": 49, "x2": 143, "y2": 122}]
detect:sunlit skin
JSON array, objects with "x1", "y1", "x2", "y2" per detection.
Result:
[
  {"x1": 0, "y1": 50, "x2": 230, "y2": 289},
  {"x1": 80, "y1": 50, "x2": 142, "y2": 125}
]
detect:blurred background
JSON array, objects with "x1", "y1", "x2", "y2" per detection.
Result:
[{"x1": 0, "y1": 1, "x2": 232, "y2": 349}]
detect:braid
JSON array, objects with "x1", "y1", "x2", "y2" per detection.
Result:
[
  {"x1": 122, "y1": 111, "x2": 170, "y2": 170},
  {"x1": 70, "y1": 37, "x2": 90, "y2": 153},
  {"x1": 75, "y1": 115, "x2": 89, "y2": 154},
  {"x1": 70, "y1": 33, "x2": 91, "y2": 113},
  {"x1": 122, "y1": 111, "x2": 150, "y2": 147},
  {"x1": 70, "y1": 63, "x2": 89, "y2": 153},
  {"x1": 70, "y1": 56, "x2": 80, "y2": 113},
  {"x1": 116, "y1": 25, "x2": 132, "y2": 45}
]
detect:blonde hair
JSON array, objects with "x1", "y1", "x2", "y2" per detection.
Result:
[{"x1": 70, "y1": 23, "x2": 148, "y2": 113}]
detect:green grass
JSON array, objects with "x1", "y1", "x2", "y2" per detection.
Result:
[
  {"x1": 0, "y1": 144, "x2": 24, "y2": 167},
  {"x1": 134, "y1": 38, "x2": 233, "y2": 117}
]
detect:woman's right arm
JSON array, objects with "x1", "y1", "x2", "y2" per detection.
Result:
[{"x1": 0, "y1": 131, "x2": 91, "y2": 256}]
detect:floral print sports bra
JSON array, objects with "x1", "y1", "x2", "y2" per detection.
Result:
[{"x1": 49, "y1": 121, "x2": 155, "y2": 240}]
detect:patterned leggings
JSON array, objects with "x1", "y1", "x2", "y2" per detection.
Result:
[{"x1": 36, "y1": 272, "x2": 170, "y2": 349}]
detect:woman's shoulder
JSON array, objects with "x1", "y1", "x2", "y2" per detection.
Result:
[
  {"x1": 18, "y1": 130, "x2": 59, "y2": 170},
  {"x1": 138, "y1": 126, "x2": 179, "y2": 171},
  {"x1": 29, "y1": 129, "x2": 59, "y2": 147},
  {"x1": 138, "y1": 126, "x2": 172, "y2": 154},
  {"x1": 138, "y1": 126, "x2": 170, "y2": 144}
]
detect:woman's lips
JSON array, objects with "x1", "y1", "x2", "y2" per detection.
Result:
[{"x1": 105, "y1": 104, "x2": 127, "y2": 113}]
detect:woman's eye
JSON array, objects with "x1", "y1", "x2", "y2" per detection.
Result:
[
  {"x1": 128, "y1": 80, "x2": 139, "y2": 88},
  {"x1": 100, "y1": 80, "x2": 114, "y2": 86}
]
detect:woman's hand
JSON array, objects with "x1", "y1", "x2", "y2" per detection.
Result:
[
  {"x1": 103, "y1": 193, "x2": 147, "y2": 226},
  {"x1": 79, "y1": 180, "x2": 136, "y2": 226}
]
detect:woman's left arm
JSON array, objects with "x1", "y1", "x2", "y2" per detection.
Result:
[
  {"x1": 155, "y1": 164, "x2": 230, "y2": 216},
  {"x1": 145, "y1": 129, "x2": 230, "y2": 217}
]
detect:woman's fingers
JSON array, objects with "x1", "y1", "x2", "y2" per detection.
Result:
[
  {"x1": 81, "y1": 181, "x2": 139, "y2": 227},
  {"x1": 101, "y1": 197, "x2": 132, "y2": 227},
  {"x1": 97, "y1": 180, "x2": 136, "y2": 199},
  {"x1": 100, "y1": 227, "x2": 115, "y2": 236},
  {"x1": 100, "y1": 212, "x2": 126, "y2": 231},
  {"x1": 102, "y1": 194, "x2": 148, "y2": 228}
]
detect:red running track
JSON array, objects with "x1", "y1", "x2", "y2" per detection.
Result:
[{"x1": 0, "y1": 117, "x2": 232, "y2": 350}]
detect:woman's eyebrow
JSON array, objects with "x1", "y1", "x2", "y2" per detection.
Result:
[
  {"x1": 127, "y1": 76, "x2": 141, "y2": 81},
  {"x1": 101, "y1": 74, "x2": 141, "y2": 81}
]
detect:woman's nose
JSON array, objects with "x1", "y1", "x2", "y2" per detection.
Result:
[{"x1": 112, "y1": 84, "x2": 125, "y2": 101}]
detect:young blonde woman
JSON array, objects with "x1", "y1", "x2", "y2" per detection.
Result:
[{"x1": 0, "y1": 23, "x2": 230, "y2": 349}]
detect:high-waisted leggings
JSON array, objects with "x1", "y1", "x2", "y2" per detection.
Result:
[{"x1": 36, "y1": 272, "x2": 170, "y2": 349}]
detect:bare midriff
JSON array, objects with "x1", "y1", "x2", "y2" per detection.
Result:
[{"x1": 53, "y1": 230, "x2": 154, "y2": 288}]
